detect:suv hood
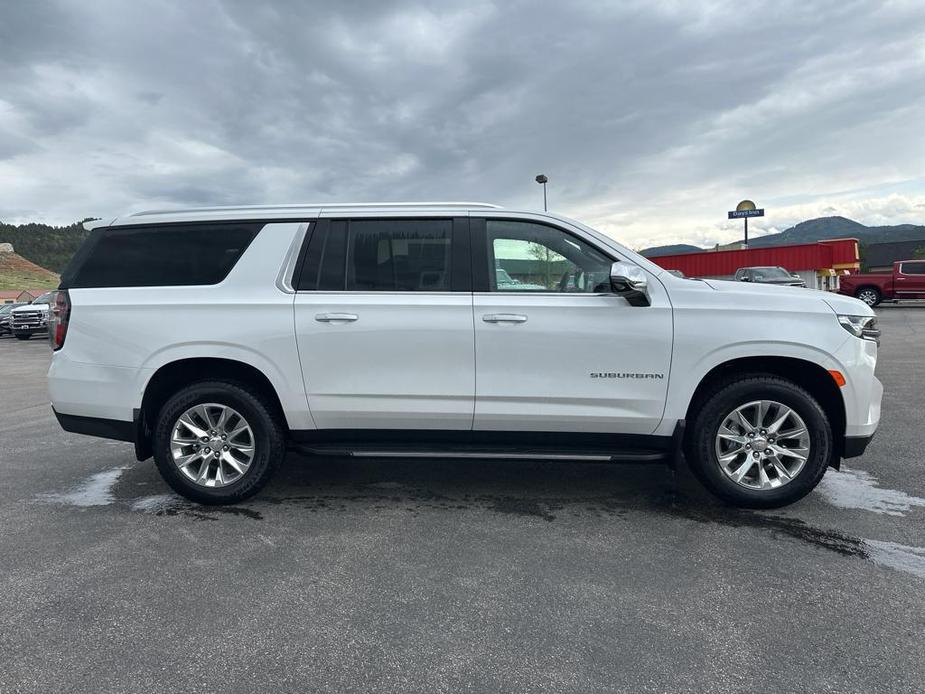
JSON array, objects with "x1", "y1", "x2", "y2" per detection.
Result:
[
  {"x1": 703, "y1": 278, "x2": 810, "y2": 296},
  {"x1": 703, "y1": 278, "x2": 873, "y2": 316},
  {"x1": 821, "y1": 292, "x2": 875, "y2": 317}
]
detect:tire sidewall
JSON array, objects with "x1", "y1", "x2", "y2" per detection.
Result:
[
  {"x1": 689, "y1": 379, "x2": 832, "y2": 508},
  {"x1": 153, "y1": 381, "x2": 281, "y2": 504},
  {"x1": 856, "y1": 288, "x2": 880, "y2": 306}
]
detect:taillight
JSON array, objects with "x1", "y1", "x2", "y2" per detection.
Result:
[{"x1": 49, "y1": 290, "x2": 71, "y2": 351}]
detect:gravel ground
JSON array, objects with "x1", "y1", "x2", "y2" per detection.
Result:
[{"x1": 0, "y1": 305, "x2": 923, "y2": 693}]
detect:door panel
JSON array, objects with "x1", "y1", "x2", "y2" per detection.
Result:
[
  {"x1": 473, "y1": 293, "x2": 672, "y2": 433},
  {"x1": 294, "y1": 216, "x2": 475, "y2": 430},
  {"x1": 295, "y1": 293, "x2": 474, "y2": 429},
  {"x1": 897, "y1": 262, "x2": 925, "y2": 296},
  {"x1": 472, "y1": 218, "x2": 672, "y2": 435}
]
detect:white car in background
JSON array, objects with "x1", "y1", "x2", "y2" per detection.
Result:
[{"x1": 46, "y1": 203, "x2": 881, "y2": 508}]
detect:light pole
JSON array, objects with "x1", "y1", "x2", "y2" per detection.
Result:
[{"x1": 535, "y1": 174, "x2": 548, "y2": 211}]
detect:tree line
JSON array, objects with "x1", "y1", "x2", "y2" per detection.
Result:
[{"x1": 0, "y1": 220, "x2": 93, "y2": 273}]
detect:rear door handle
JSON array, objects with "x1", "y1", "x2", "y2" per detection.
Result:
[
  {"x1": 482, "y1": 313, "x2": 528, "y2": 323},
  {"x1": 315, "y1": 313, "x2": 359, "y2": 322}
]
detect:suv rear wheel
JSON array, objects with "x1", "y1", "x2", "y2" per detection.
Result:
[
  {"x1": 153, "y1": 380, "x2": 285, "y2": 504},
  {"x1": 686, "y1": 375, "x2": 833, "y2": 508}
]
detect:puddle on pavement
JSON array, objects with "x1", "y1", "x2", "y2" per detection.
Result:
[
  {"x1": 36, "y1": 465, "x2": 131, "y2": 507},
  {"x1": 816, "y1": 466, "x2": 925, "y2": 516},
  {"x1": 36, "y1": 464, "x2": 925, "y2": 579},
  {"x1": 864, "y1": 540, "x2": 925, "y2": 579}
]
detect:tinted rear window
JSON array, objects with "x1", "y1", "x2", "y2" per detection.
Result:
[
  {"x1": 62, "y1": 222, "x2": 262, "y2": 288},
  {"x1": 296, "y1": 218, "x2": 455, "y2": 291}
]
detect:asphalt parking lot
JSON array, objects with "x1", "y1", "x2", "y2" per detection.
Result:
[{"x1": 1, "y1": 306, "x2": 923, "y2": 694}]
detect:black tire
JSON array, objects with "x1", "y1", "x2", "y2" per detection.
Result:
[
  {"x1": 686, "y1": 374, "x2": 833, "y2": 509},
  {"x1": 14, "y1": 333, "x2": 31, "y2": 340},
  {"x1": 153, "y1": 380, "x2": 285, "y2": 504},
  {"x1": 854, "y1": 286, "x2": 881, "y2": 307}
]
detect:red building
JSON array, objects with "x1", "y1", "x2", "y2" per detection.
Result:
[{"x1": 649, "y1": 238, "x2": 860, "y2": 291}]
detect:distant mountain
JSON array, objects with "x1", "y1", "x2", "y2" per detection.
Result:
[
  {"x1": 639, "y1": 243, "x2": 702, "y2": 258},
  {"x1": 642, "y1": 216, "x2": 925, "y2": 257},
  {"x1": 748, "y1": 216, "x2": 925, "y2": 248},
  {"x1": 0, "y1": 220, "x2": 92, "y2": 273}
]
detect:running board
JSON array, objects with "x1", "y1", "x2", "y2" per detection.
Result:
[
  {"x1": 288, "y1": 423, "x2": 685, "y2": 466},
  {"x1": 290, "y1": 445, "x2": 668, "y2": 464}
]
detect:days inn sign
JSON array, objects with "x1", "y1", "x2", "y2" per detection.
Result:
[{"x1": 728, "y1": 200, "x2": 764, "y2": 219}]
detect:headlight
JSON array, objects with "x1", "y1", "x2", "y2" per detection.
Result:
[{"x1": 838, "y1": 315, "x2": 880, "y2": 344}]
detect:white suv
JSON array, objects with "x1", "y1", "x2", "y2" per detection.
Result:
[{"x1": 47, "y1": 203, "x2": 882, "y2": 507}]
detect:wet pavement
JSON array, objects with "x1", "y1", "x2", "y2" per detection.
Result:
[{"x1": 1, "y1": 305, "x2": 924, "y2": 693}]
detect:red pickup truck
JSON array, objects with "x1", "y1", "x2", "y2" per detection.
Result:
[{"x1": 839, "y1": 260, "x2": 925, "y2": 306}]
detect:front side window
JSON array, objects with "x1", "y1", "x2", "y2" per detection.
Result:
[
  {"x1": 486, "y1": 220, "x2": 613, "y2": 293},
  {"x1": 900, "y1": 262, "x2": 925, "y2": 275}
]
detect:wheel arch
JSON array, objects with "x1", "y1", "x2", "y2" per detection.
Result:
[
  {"x1": 684, "y1": 356, "x2": 846, "y2": 466},
  {"x1": 136, "y1": 357, "x2": 289, "y2": 460},
  {"x1": 853, "y1": 285, "x2": 882, "y2": 300}
]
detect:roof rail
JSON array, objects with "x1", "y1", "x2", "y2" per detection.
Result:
[{"x1": 128, "y1": 202, "x2": 502, "y2": 217}]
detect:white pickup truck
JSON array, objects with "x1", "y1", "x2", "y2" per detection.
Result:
[{"x1": 11, "y1": 292, "x2": 53, "y2": 340}]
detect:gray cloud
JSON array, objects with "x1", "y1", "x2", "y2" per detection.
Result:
[{"x1": 0, "y1": 0, "x2": 923, "y2": 248}]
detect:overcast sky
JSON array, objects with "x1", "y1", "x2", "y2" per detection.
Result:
[{"x1": 1, "y1": 0, "x2": 924, "y2": 249}]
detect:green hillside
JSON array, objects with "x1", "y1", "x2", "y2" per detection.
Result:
[
  {"x1": 0, "y1": 250, "x2": 60, "y2": 290},
  {"x1": 0, "y1": 219, "x2": 93, "y2": 273}
]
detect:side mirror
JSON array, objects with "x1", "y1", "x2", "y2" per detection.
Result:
[
  {"x1": 610, "y1": 261, "x2": 650, "y2": 306},
  {"x1": 739, "y1": 276, "x2": 751, "y2": 282}
]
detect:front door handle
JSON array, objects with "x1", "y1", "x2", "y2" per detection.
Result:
[
  {"x1": 315, "y1": 313, "x2": 359, "y2": 322},
  {"x1": 482, "y1": 313, "x2": 528, "y2": 323}
]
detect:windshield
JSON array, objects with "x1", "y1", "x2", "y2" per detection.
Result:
[
  {"x1": 0, "y1": 305, "x2": 11, "y2": 315},
  {"x1": 33, "y1": 293, "x2": 54, "y2": 304},
  {"x1": 753, "y1": 267, "x2": 792, "y2": 280}
]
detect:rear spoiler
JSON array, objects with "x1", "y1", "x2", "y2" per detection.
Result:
[{"x1": 83, "y1": 218, "x2": 115, "y2": 231}]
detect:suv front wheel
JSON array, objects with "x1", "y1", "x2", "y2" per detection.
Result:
[
  {"x1": 686, "y1": 375, "x2": 833, "y2": 508},
  {"x1": 153, "y1": 380, "x2": 285, "y2": 504}
]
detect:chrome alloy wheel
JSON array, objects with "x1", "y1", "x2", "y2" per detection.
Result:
[
  {"x1": 857, "y1": 289, "x2": 878, "y2": 306},
  {"x1": 170, "y1": 403, "x2": 255, "y2": 488},
  {"x1": 714, "y1": 400, "x2": 811, "y2": 491}
]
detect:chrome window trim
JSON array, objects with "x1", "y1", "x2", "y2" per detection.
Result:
[
  {"x1": 275, "y1": 223, "x2": 311, "y2": 294},
  {"x1": 294, "y1": 291, "x2": 464, "y2": 296},
  {"x1": 473, "y1": 291, "x2": 615, "y2": 297}
]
